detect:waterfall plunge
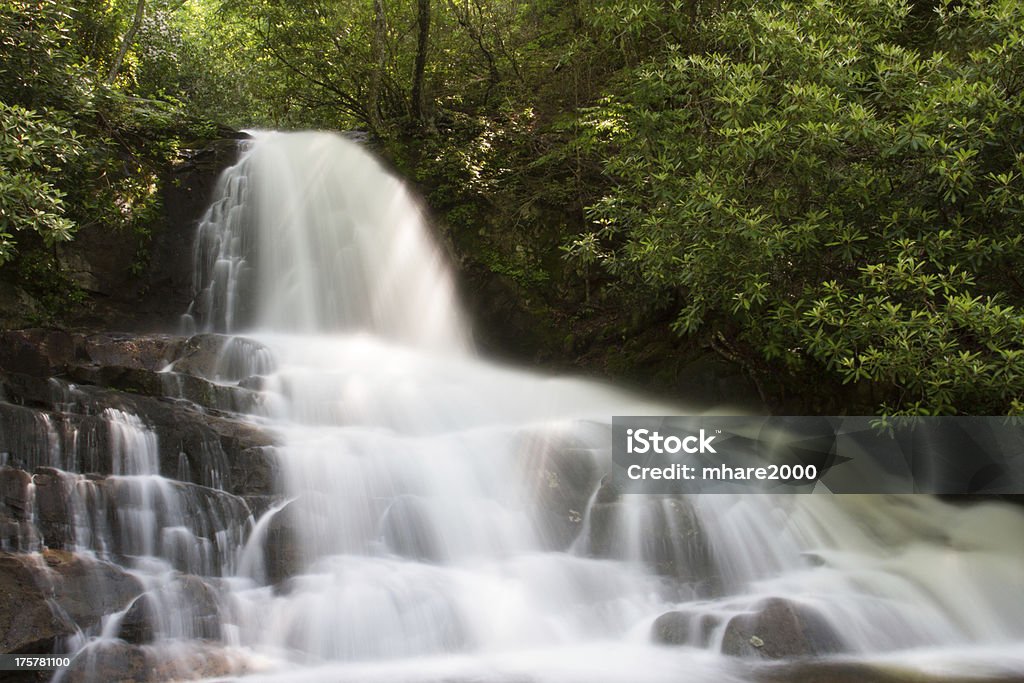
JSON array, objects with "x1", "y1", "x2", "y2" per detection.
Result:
[
  {"x1": 186, "y1": 131, "x2": 469, "y2": 352},
  {"x1": 177, "y1": 131, "x2": 1024, "y2": 681}
]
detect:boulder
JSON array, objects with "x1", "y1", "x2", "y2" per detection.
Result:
[
  {"x1": 263, "y1": 501, "x2": 308, "y2": 587},
  {"x1": 117, "y1": 595, "x2": 156, "y2": 645},
  {"x1": 721, "y1": 598, "x2": 843, "y2": 660},
  {"x1": 0, "y1": 550, "x2": 143, "y2": 654},
  {"x1": 61, "y1": 640, "x2": 151, "y2": 683}
]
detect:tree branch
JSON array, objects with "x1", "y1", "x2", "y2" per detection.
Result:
[{"x1": 106, "y1": 0, "x2": 146, "y2": 84}]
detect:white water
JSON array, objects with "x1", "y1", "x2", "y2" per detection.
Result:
[
  {"x1": 187, "y1": 131, "x2": 468, "y2": 352},
  {"x1": 160, "y1": 131, "x2": 1024, "y2": 679}
]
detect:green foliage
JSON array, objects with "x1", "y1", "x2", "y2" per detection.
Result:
[
  {"x1": 570, "y1": 0, "x2": 1024, "y2": 413},
  {"x1": 7, "y1": 249, "x2": 87, "y2": 323},
  {"x1": 212, "y1": 0, "x2": 404, "y2": 130},
  {"x1": 0, "y1": 0, "x2": 227, "y2": 309},
  {"x1": 7, "y1": 0, "x2": 1024, "y2": 414},
  {"x1": 0, "y1": 103, "x2": 83, "y2": 262},
  {"x1": 0, "y1": 0, "x2": 88, "y2": 111}
]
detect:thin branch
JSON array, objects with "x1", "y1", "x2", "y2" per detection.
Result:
[{"x1": 106, "y1": 0, "x2": 146, "y2": 84}]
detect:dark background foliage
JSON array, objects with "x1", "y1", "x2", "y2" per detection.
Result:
[{"x1": 3, "y1": 0, "x2": 1024, "y2": 415}]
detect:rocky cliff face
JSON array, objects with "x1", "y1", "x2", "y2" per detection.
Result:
[
  {"x1": 68, "y1": 137, "x2": 246, "y2": 333},
  {"x1": 0, "y1": 328, "x2": 279, "y2": 679},
  {"x1": 0, "y1": 135, "x2": 245, "y2": 334}
]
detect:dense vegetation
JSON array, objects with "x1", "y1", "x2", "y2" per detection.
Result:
[
  {"x1": 3, "y1": 0, "x2": 1024, "y2": 415},
  {"x1": 0, "y1": 0, "x2": 225, "y2": 315}
]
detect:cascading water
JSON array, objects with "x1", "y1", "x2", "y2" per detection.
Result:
[
  {"x1": 92, "y1": 131, "x2": 1024, "y2": 681},
  {"x1": 186, "y1": 131, "x2": 468, "y2": 352}
]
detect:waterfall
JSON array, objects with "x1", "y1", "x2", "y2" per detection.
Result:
[
  {"x1": 54, "y1": 130, "x2": 1024, "y2": 681},
  {"x1": 185, "y1": 131, "x2": 469, "y2": 352}
]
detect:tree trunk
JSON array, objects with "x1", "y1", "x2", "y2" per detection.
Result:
[
  {"x1": 106, "y1": 0, "x2": 146, "y2": 84},
  {"x1": 368, "y1": 0, "x2": 387, "y2": 132},
  {"x1": 411, "y1": 0, "x2": 431, "y2": 125}
]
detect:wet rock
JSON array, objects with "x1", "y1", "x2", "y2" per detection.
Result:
[
  {"x1": 0, "y1": 550, "x2": 143, "y2": 654},
  {"x1": 264, "y1": 501, "x2": 307, "y2": 586},
  {"x1": 594, "y1": 474, "x2": 621, "y2": 504},
  {"x1": 0, "y1": 330, "x2": 76, "y2": 379},
  {"x1": 753, "y1": 660, "x2": 1024, "y2": 683},
  {"x1": 62, "y1": 640, "x2": 150, "y2": 683},
  {"x1": 119, "y1": 574, "x2": 224, "y2": 644},
  {"x1": 50, "y1": 137, "x2": 240, "y2": 333},
  {"x1": 78, "y1": 333, "x2": 184, "y2": 372},
  {"x1": 586, "y1": 493, "x2": 718, "y2": 592},
  {"x1": 651, "y1": 610, "x2": 692, "y2": 645},
  {"x1": 229, "y1": 446, "x2": 280, "y2": 504},
  {"x1": 1, "y1": 466, "x2": 252, "y2": 571},
  {"x1": 170, "y1": 334, "x2": 275, "y2": 381},
  {"x1": 64, "y1": 349, "x2": 265, "y2": 416},
  {"x1": 0, "y1": 327, "x2": 278, "y2": 499},
  {"x1": 0, "y1": 467, "x2": 39, "y2": 551},
  {"x1": 0, "y1": 400, "x2": 114, "y2": 474},
  {"x1": 122, "y1": 391, "x2": 276, "y2": 492},
  {"x1": 61, "y1": 639, "x2": 248, "y2": 682},
  {"x1": 31, "y1": 468, "x2": 74, "y2": 550},
  {"x1": 66, "y1": 364, "x2": 166, "y2": 398},
  {"x1": 177, "y1": 575, "x2": 224, "y2": 640},
  {"x1": 0, "y1": 331, "x2": 268, "y2": 416},
  {"x1": 518, "y1": 431, "x2": 601, "y2": 550},
  {"x1": 0, "y1": 375, "x2": 277, "y2": 496},
  {"x1": 651, "y1": 610, "x2": 721, "y2": 647},
  {"x1": 100, "y1": 477, "x2": 253, "y2": 574},
  {"x1": 118, "y1": 595, "x2": 156, "y2": 645},
  {"x1": 0, "y1": 467, "x2": 32, "y2": 518},
  {"x1": 0, "y1": 330, "x2": 180, "y2": 380},
  {"x1": 166, "y1": 372, "x2": 264, "y2": 414},
  {"x1": 721, "y1": 598, "x2": 843, "y2": 660}
]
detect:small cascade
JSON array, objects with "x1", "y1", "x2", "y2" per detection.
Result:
[
  {"x1": 0, "y1": 391, "x2": 256, "y2": 679},
  {"x1": 8, "y1": 407, "x2": 253, "y2": 575}
]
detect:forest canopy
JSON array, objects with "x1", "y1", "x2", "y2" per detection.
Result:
[{"x1": 2, "y1": 0, "x2": 1024, "y2": 415}]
